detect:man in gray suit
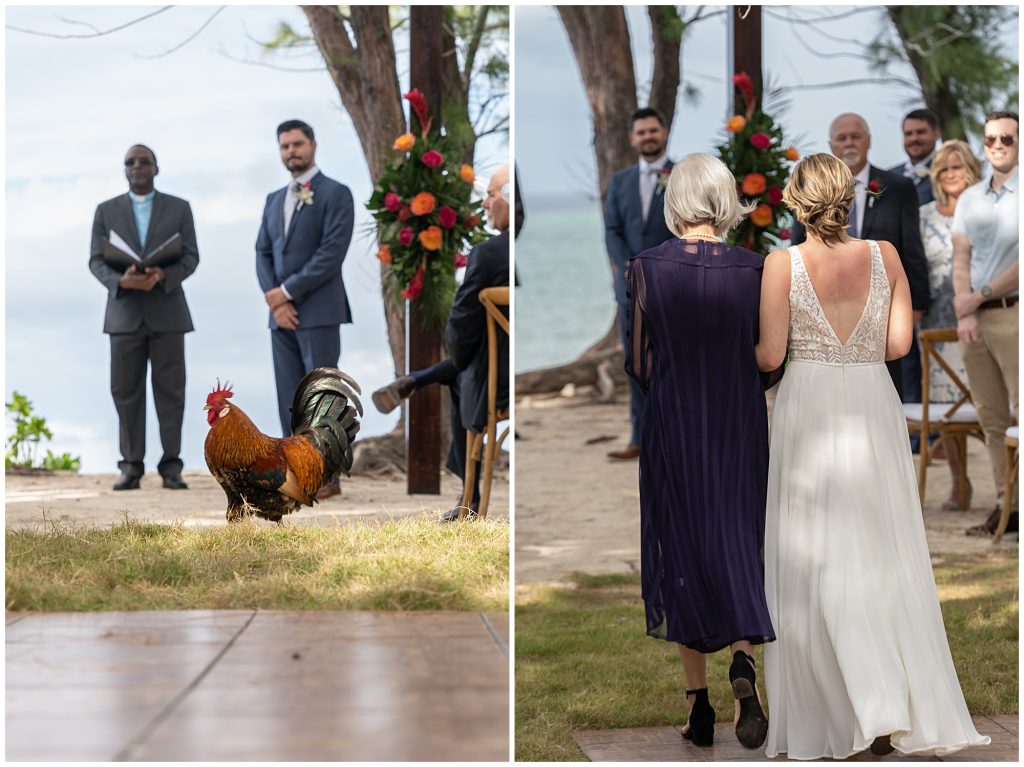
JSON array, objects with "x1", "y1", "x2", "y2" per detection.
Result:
[
  {"x1": 604, "y1": 107, "x2": 675, "y2": 460},
  {"x1": 256, "y1": 119, "x2": 354, "y2": 499},
  {"x1": 89, "y1": 144, "x2": 199, "y2": 490}
]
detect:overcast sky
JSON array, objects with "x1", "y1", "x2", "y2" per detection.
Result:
[
  {"x1": 5, "y1": 6, "x2": 507, "y2": 474},
  {"x1": 515, "y1": 5, "x2": 1018, "y2": 204}
]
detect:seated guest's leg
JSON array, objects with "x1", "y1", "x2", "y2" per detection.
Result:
[{"x1": 373, "y1": 358, "x2": 459, "y2": 414}]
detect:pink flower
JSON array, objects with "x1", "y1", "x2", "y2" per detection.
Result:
[
  {"x1": 779, "y1": 227, "x2": 792, "y2": 240},
  {"x1": 421, "y1": 150, "x2": 444, "y2": 169},
  {"x1": 384, "y1": 192, "x2": 401, "y2": 212},
  {"x1": 399, "y1": 227, "x2": 414, "y2": 246},
  {"x1": 766, "y1": 186, "x2": 784, "y2": 206},
  {"x1": 438, "y1": 206, "x2": 457, "y2": 229},
  {"x1": 454, "y1": 253, "x2": 467, "y2": 269},
  {"x1": 750, "y1": 133, "x2": 772, "y2": 150},
  {"x1": 400, "y1": 264, "x2": 425, "y2": 300}
]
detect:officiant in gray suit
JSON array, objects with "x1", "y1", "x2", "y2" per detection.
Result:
[{"x1": 89, "y1": 144, "x2": 199, "y2": 491}]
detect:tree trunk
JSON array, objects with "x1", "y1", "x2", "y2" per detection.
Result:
[
  {"x1": 302, "y1": 5, "x2": 407, "y2": 378},
  {"x1": 647, "y1": 6, "x2": 682, "y2": 129},
  {"x1": 885, "y1": 6, "x2": 968, "y2": 141}
]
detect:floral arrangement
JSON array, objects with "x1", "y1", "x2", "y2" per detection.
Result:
[
  {"x1": 367, "y1": 88, "x2": 489, "y2": 328},
  {"x1": 716, "y1": 72, "x2": 800, "y2": 255}
]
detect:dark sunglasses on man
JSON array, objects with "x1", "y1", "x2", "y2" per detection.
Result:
[
  {"x1": 124, "y1": 157, "x2": 154, "y2": 167},
  {"x1": 983, "y1": 133, "x2": 1015, "y2": 148}
]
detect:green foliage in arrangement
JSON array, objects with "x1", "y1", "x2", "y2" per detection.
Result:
[
  {"x1": 366, "y1": 88, "x2": 490, "y2": 329},
  {"x1": 5, "y1": 391, "x2": 81, "y2": 472},
  {"x1": 6, "y1": 515, "x2": 510, "y2": 612},
  {"x1": 716, "y1": 72, "x2": 801, "y2": 256}
]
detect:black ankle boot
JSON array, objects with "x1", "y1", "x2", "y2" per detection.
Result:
[
  {"x1": 729, "y1": 651, "x2": 768, "y2": 749},
  {"x1": 681, "y1": 687, "x2": 715, "y2": 747}
]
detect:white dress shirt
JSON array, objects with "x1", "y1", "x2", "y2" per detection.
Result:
[{"x1": 639, "y1": 154, "x2": 668, "y2": 223}]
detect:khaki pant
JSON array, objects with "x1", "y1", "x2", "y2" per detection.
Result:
[{"x1": 960, "y1": 304, "x2": 1019, "y2": 501}]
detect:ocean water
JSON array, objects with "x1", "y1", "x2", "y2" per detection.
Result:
[{"x1": 515, "y1": 202, "x2": 618, "y2": 372}]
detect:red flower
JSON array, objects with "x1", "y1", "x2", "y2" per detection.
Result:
[
  {"x1": 399, "y1": 227, "x2": 414, "y2": 246},
  {"x1": 301, "y1": 181, "x2": 312, "y2": 190},
  {"x1": 400, "y1": 264, "x2": 425, "y2": 300},
  {"x1": 404, "y1": 88, "x2": 430, "y2": 128},
  {"x1": 421, "y1": 150, "x2": 444, "y2": 169},
  {"x1": 733, "y1": 71, "x2": 755, "y2": 106},
  {"x1": 454, "y1": 253, "x2": 467, "y2": 269},
  {"x1": 397, "y1": 205, "x2": 411, "y2": 222},
  {"x1": 868, "y1": 180, "x2": 880, "y2": 193},
  {"x1": 766, "y1": 186, "x2": 784, "y2": 206},
  {"x1": 384, "y1": 192, "x2": 401, "y2": 212},
  {"x1": 779, "y1": 228, "x2": 792, "y2": 240},
  {"x1": 438, "y1": 206, "x2": 457, "y2": 229},
  {"x1": 750, "y1": 132, "x2": 772, "y2": 150},
  {"x1": 463, "y1": 214, "x2": 482, "y2": 229}
]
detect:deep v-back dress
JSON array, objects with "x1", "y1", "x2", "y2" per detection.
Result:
[
  {"x1": 764, "y1": 241, "x2": 989, "y2": 759},
  {"x1": 625, "y1": 238, "x2": 775, "y2": 652}
]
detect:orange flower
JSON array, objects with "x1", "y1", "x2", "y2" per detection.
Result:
[
  {"x1": 418, "y1": 226, "x2": 443, "y2": 251},
  {"x1": 459, "y1": 164, "x2": 475, "y2": 184},
  {"x1": 784, "y1": 146, "x2": 800, "y2": 161},
  {"x1": 726, "y1": 115, "x2": 747, "y2": 133},
  {"x1": 410, "y1": 192, "x2": 436, "y2": 216},
  {"x1": 377, "y1": 244, "x2": 392, "y2": 264},
  {"x1": 392, "y1": 133, "x2": 415, "y2": 152},
  {"x1": 741, "y1": 173, "x2": 767, "y2": 196},
  {"x1": 750, "y1": 204, "x2": 773, "y2": 227}
]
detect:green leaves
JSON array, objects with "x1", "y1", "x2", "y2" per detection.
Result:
[{"x1": 5, "y1": 390, "x2": 79, "y2": 472}]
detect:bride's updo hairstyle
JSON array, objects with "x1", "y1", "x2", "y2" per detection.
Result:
[
  {"x1": 664, "y1": 153, "x2": 756, "y2": 238},
  {"x1": 782, "y1": 153, "x2": 855, "y2": 245}
]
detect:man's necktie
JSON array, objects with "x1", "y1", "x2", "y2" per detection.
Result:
[{"x1": 641, "y1": 167, "x2": 658, "y2": 223}]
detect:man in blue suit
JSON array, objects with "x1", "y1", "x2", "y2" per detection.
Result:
[
  {"x1": 604, "y1": 107, "x2": 675, "y2": 460},
  {"x1": 256, "y1": 119, "x2": 354, "y2": 498}
]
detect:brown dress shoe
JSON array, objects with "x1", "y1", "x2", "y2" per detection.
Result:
[
  {"x1": 315, "y1": 481, "x2": 341, "y2": 501},
  {"x1": 607, "y1": 443, "x2": 641, "y2": 460},
  {"x1": 372, "y1": 376, "x2": 416, "y2": 414}
]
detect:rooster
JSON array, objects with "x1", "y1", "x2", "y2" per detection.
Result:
[{"x1": 203, "y1": 368, "x2": 362, "y2": 523}]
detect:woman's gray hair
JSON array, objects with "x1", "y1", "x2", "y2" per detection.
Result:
[{"x1": 663, "y1": 153, "x2": 755, "y2": 237}]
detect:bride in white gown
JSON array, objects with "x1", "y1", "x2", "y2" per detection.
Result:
[{"x1": 754, "y1": 153, "x2": 990, "y2": 760}]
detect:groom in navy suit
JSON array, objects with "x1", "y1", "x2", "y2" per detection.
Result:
[
  {"x1": 256, "y1": 119, "x2": 354, "y2": 498},
  {"x1": 604, "y1": 107, "x2": 675, "y2": 460}
]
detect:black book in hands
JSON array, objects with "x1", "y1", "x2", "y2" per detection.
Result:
[{"x1": 101, "y1": 230, "x2": 182, "y2": 272}]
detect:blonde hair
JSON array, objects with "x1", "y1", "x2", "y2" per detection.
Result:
[
  {"x1": 663, "y1": 153, "x2": 756, "y2": 237},
  {"x1": 929, "y1": 140, "x2": 982, "y2": 207},
  {"x1": 783, "y1": 153, "x2": 855, "y2": 245}
]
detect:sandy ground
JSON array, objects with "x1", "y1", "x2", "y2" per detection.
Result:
[
  {"x1": 516, "y1": 387, "x2": 1018, "y2": 583},
  {"x1": 5, "y1": 465, "x2": 508, "y2": 530}
]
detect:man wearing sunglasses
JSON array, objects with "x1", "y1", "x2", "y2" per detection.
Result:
[
  {"x1": 89, "y1": 144, "x2": 200, "y2": 491},
  {"x1": 952, "y1": 111, "x2": 1019, "y2": 536}
]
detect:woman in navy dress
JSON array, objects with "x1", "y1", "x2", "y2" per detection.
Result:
[{"x1": 624, "y1": 153, "x2": 776, "y2": 750}]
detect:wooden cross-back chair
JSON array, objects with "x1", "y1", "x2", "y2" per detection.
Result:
[
  {"x1": 459, "y1": 286, "x2": 510, "y2": 520},
  {"x1": 903, "y1": 328, "x2": 985, "y2": 509}
]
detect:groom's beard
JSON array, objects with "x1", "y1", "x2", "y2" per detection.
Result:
[{"x1": 640, "y1": 143, "x2": 666, "y2": 159}]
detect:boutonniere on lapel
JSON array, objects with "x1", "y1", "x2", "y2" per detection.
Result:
[
  {"x1": 866, "y1": 179, "x2": 885, "y2": 208},
  {"x1": 913, "y1": 165, "x2": 930, "y2": 181},
  {"x1": 655, "y1": 165, "x2": 672, "y2": 195},
  {"x1": 295, "y1": 181, "x2": 314, "y2": 211}
]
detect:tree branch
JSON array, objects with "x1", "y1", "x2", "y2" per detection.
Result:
[
  {"x1": 461, "y1": 5, "x2": 490, "y2": 94},
  {"x1": 6, "y1": 6, "x2": 173, "y2": 39},
  {"x1": 135, "y1": 6, "x2": 226, "y2": 59},
  {"x1": 782, "y1": 76, "x2": 918, "y2": 91}
]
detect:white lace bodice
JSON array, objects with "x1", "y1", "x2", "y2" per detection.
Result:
[{"x1": 787, "y1": 241, "x2": 890, "y2": 365}]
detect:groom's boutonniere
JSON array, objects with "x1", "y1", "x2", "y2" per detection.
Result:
[
  {"x1": 866, "y1": 179, "x2": 884, "y2": 208},
  {"x1": 295, "y1": 181, "x2": 314, "y2": 211},
  {"x1": 656, "y1": 165, "x2": 672, "y2": 194},
  {"x1": 913, "y1": 165, "x2": 930, "y2": 180}
]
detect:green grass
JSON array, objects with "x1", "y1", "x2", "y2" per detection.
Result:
[
  {"x1": 6, "y1": 515, "x2": 509, "y2": 612},
  {"x1": 515, "y1": 557, "x2": 1018, "y2": 761}
]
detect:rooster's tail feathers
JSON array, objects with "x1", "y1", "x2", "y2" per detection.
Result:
[{"x1": 290, "y1": 368, "x2": 363, "y2": 477}]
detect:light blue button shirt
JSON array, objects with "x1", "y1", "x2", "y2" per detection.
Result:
[
  {"x1": 130, "y1": 191, "x2": 155, "y2": 248},
  {"x1": 951, "y1": 170, "x2": 1019, "y2": 297}
]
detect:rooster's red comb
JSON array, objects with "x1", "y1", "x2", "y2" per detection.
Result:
[{"x1": 208, "y1": 379, "x2": 234, "y2": 400}]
